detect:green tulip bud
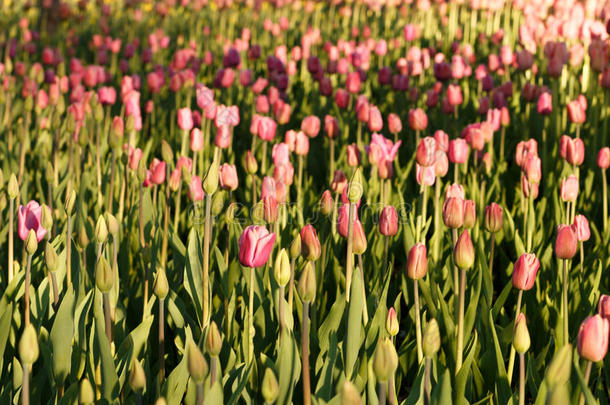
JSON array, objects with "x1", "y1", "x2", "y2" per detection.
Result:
[
  {"x1": 95, "y1": 257, "x2": 114, "y2": 293},
  {"x1": 126, "y1": 115, "x2": 135, "y2": 133},
  {"x1": 513, "y1": 314, "x2": 530, "y2": 354},
  {"x1": 546, "y1": 385, "x2": 570, "y2": 405},
  {"x1": 347, "y1": 168, "x2": 364, "y2": 203},
  {"x1": 205, "y1": 321, "x2": 222, "y2": 357},
  {"x1": 128, "y1": 359, "x2": 146, "y2": 392},
  {"x1": 298, "y1": 261, "x2": 316, "y2": 303},
  {"x1": 79, "y1": 378, "x2": 95, "y2": 404},
  {"x1": 77, "y1": 224, "x2": 89, "y2": 250},
  {"x1": 161, "y1": 140, "x2": 173, "y2": 164},
  {"x1": 261, "y1": 368, "x2": 279, "y2": 404},
  {"x1": 7, "y1": 173, "x2": 19, "y2": 199},
  {"x1": 252, "y1": 201, "x2": 264, "y2": 224},
  {"x1": 203, "y1": 159, "x2": 219, "y2": 195},
  {"x1": 137, "y1": 160, "x2": 147, "y2": 182},
  {"x1": 19, "y1": 323, "x2": 39, "y2": 365},
  {"x1": 385, "y1": 307, "x2": 399, "y2": 337},
  {"x1": 45, "y1": 162, "x2": 54, "y2": 184},
  {"x1": 65, "y1": 189, "x2": 76, "y2": 214},
  {"x1": 181, "y1": 163, "x2": 192, "y2": 185},
  {"x1": 244, "y1": 151, "x2": 258, "y2": 174},
  {"x1": 105, "y1": 212, "x2": 119, "y2": 236},
  {"x1": 94, "y1": 103, "x2": 104, "y2": 122},
  {"x1": 373, "y1": 337, "x2": 398, "y2": 382},
  {"x1": 211, "y1": 192, "x2": 225, "y2": 217},
  {"x1": 423, "y1": 318, "x2": 441, "y2": 358},
  {"x1": 45, "y1": 243, "x2": 58, "y2": 272},
  {"x1": 545, "y1": 344, "x2": 572, "y2": 387},
  {"x1": 41, "y1": 204, "x2": 53, "y2": 231},
  {"x1": 24, "y1": 96, "x2": 33, "y2": 112},
  {"x1": 153, "y1": 269, "x2": 169, "y2": 300},
  {"x1": 226, "y1": 202, "x2": 237, "y2": 223},
  {"x1": 187, "y1": 341, "x2": 208, "y2": 383},
  {"x1": 453, "y1": 229, "x2": 475, "y2": 270},
  {"x1": 340, "y1": 381, "x2": 362, "y2": 405},
  {"x1": 95, "y1": 215, "x2": 108, "y2": 244},
  {"x1": 25, "y1": 229, "x2": 38, "y2": 255},
  {"x1": 274, "y1": 249, "x2": 290, "y2": 287},
  {"x1": 289, "y1": 234, "x2": 301, "y2": 260}
]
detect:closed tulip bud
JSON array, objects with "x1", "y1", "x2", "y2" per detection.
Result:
[
  {"x1": 45, "y1": 243, "x2": 58, "y2": 272},
  {"x1": 39, "y1": 205, "x2": 53, "y2": 234},
  {"x1": 190, "y1": 128, "x2": 204, "y2": 152},
  {"x1": 274, "y1": 249, "x2": 291, "y2": 287},
  {"x1": 320, "y1": 190, "x2": 334, "y2": 216},
  {"x1": 352, "y1": 220, "x2": 367, "y2": 254},
  {"x1": 188, "y1": 176, "x2": 205, "y2": 202},
  {"x1": 513, "y1": 314, "x2": 531, "y2": 354},
  {"x1": 65, "y1": 189, "x2": 76, "y2": 214},
  {"x1": 77, "y1": 224, "x2": 89, "y2": 250},
  {"x1": 597, "y1": 147, "x2": 610, "y2": 169},
  {"x1": 555, "y1": 225, "x2": 577, "y2": 259},
  {"x1": 105, "y1": 213, "x2": 119, "y2": 236},
  {"x1": 443, "y1": 197, "x2": 464, "y2": 229},
  {"x1": 560, "y1": 175, "x2": 579, "y2": 202},
  {"x1": 406, "y1": 243, "x2": 427, "y2": 279},
  {"x1": 546, "y1": 385, "x2": 570, "y2": 405},
  {"x1": 290, "y1": 234, "x2": 301, "y2": 259},
  {"x1": 298, "y1": 261, "x2": 316, "y2": 303},
  {"x1": 252, "y1": 201, "x2": 265, "y2": 224},
  {"x1": 512, "y1": 253, "x2": 540, "y2": 290},
  {"x1": 454, "y1": 230, "x2": 474, "y2": 269},
  {"x1": 346, "y1": 144, "x2": 360, "y2": 167},
  {"x1": 262, "y1": 368, "x2": 279, "y2": 404},
  {"x1": 137, "y1": 160, "x2": 147, "y2": 182},
  {"x1": 153, "y1": 269, "x2": 169, "y2": 300},
  {"x1": 203, "y1": 159, "x2": 219, "y2": 195},
  {"x1": 8, "y1": 173, "x2": 19, "y2": 199},
  {"x1": 348, "y1": 168, "x2": 364, "y2": 203},
  {"x1": 300, "y1": 225, "x2": 321, "y2": 261},
  {"x1": 386, "y1": 307, "x2": 399, "y2": 337},
  {"x1": 187, "y1": 341, "x2": 208, "y2": 383},
  {"x1": 463, "y1": 199, "x2": 476, "y2": 228},
  {"x1": 205, "y1": 321, "x2": 222, "y2": 357},
  {"x1": 211, "y1": 192, "x2": 225, "y2": 217},
  {"x1": 95, "y1": 215, "x2": 108, "y2": 244},
  {"x1": 160, "y1": 141, "x2": 173, "y2": 165},
  {"x1": 25, "y1": 229, "x2": 38, "y2": 255},
  {"x1": 340, "y1": 381, "x2": 363, "y2": 405},
  {"x1": 416, "y1": 137, "x2": 437, "y2": 167},
  {"x1": 219, "y1": 164, "x2": 238, "y2": 191},
  {"x1": 244, "y1": 150, "x2": 258, "y2": 174},
  {"x1": 423, "y1": 318, "x2": 441, "y2": 357},
  {"x1": 79, "y1": 379, "x2": 95, "y2": 404},
  {"x1": 96, "y1": 257, "x2": 114, "y2": 293},
  {"x1": 379, "y1": 205, "x2": 398, "y2": 236},
  {"x1": 128, "y1": 359, "x2": 146, "y2": 392},
  {"x1": 484, "y1": 203, "x2": 503, "y2": 233},
  {"x1": 545, "y1": 344, "x2": 572, "y2": 387},
  {"x1": 572, "y1": 214, "x2": 590, "y2": 242},
  {"x1": 577, "y1": 315, "x2": 609, "y2": 362},
  {"x1": 523, "y1": 154, "x2": 541, "y2": 184},
  {"x1": 373, "y1": 337, "x2": 398, "y2": 382},
  {"x1": 19, "y1": 323, "x2": 39, "y2": 365}
]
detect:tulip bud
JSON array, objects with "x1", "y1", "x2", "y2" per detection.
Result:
[
  {"x1": 95, "y1": 215, "x2": 108, "y2": 244},
  {"x1": 96, "y1": 257, "x2": 114, "y2": 293},
  {"x1": 212, "y1": 192, "x2": 225, "y2": 217},
  {"x1": 19, "y1": 323, "x2": 40, "y2": 366},
  {"x1": 298, "y1": 261, "x2": 316, "y2": 303},
  {"x1": 25, "y1": 229, "x2": 38, "y2": 255},
  {"x1": 379, "y1": 205, "x2": 398, "y2": 236},
  {"x1": 155, "y1": 398, "x2": 167, "y2": 405},
  {"x1": 8, "y1": 173, "x2": 19, "y2": 199},
  {"x1": 546, "y1": 385, "x2": 570, "y2": 405},
  {"x1": 77, "y1": 224, "x2": 90, "y2": 250},
  {"x1": 300, "y1": 225, "x2": 321, "y2": 261},
  {"x1": 348, "y1": 168, "x2": 364, "y2": 203},
  {"x1": 453, "y1": 230, "x2": 474, "y2": 269},
  {"x1": 104, "y1": 213, "x2": 119, "y2": 236},
  {"x1": 463, "y1": 200, "x2": 476, "y2": 228},
  {"x1": 262, "y1": 368, "x2": 279, "y2": 403},
  {"x1": 205, "y1": 321, "x2": 222, "y2": 357},
  {"x1": 340, "y1": 381, "x2": 363, "y2": 405},
  {"x1": 577, "y1": 315, "x2": 609, "y2": 362},
  {"x1": 373, "y1": 337, "x2": 398, "y2": 382},
  {"x1": 484, "y1": 203, "x2": 503, "y2": 233},
  {"x1": 274, "y1": 249, "x2": 290, "y2": 287},
  {"x1": 290, "y1": 234, "x2": 301, "y2": 260},
  {"x1": 442, "y1": 197, "x2": 464, "y2": 229},
  {"x1": 187, "y1": 341, "x2": 208, "y2": 383},
  {"x1": 137, "y1": 160, "x2": 147, "y2": 183},
  {"x1": 386, "y1": 307, "x2": 399, "y2": 337},
  {"x1": 513, "y1": 314, "x2": 530, "y2": 354},
  {"x1": 545, "y1": 344, "x2": 572, "y2": 387},
  {"x1": 45, "y1": 243, "x2": 58, "y2": 272},
  {"x1": 65, "y1": 189, "x2": 76, "y2": 214},
  {"x1": 128, "y1": 359, "x2": 146, "y2": 392},
  {"x1": 512, "y1": 253, "x2": 540, "y2": 291},
  {"x1": 203, "y1": 159, "x2": 220, "y2": 195},
  {"x1": 352, "y1": 220, "x2": 367, "y2": 254},
  {"x1": 153, "y1": 269, "x2": 169, "y2": 300},
  {"x1": 406, "y1": 243, "x2": 428, "y2": 279},
  {"x1": 572, "y1": 214, "x2": 590, "y2": 242},
  {"x1": 555, "y1": 225, "x2": 577, "y2": 259},
  {"x1": 79, "y1": 378, "x2": 95, "y2": 404},
  {"x1": 244, "y1": 150, "x2": 258, "y2": 174},
  {"x1": 161, "y1": 140, "x2": 173, "y2": 164},
  {"x1": 263, "y1": 196, "x2": 279, "y2": 224},
  {"x1": 423, "y1": 318, "x2": 441, "y2": 357},
  {"x1": 320, "y1": 190, "x2": 334, "y2": 216},
  {"x1": 226, "y1": 202, "x2": 238, "y2": 223},
  {"x1": 252, "y1": 201, "x2": 265, "y2": 224}
]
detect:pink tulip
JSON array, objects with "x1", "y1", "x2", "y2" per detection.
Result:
[
  {"x1": 416, "y1": 137, "x2": 437, "y2": 167},
  {"x1": 145, "y1": 159, "x2": 166, "y2": 186},
  {"x1": 559, "y1": 135, "x2": 585, "y2": 166},
  {"x1": 256, "y1": 116, "x2": 277, "y2": 141},
  {"x1": 537, "y1": 92, "x2": 552, "y2": 115},
  {"x1": 463, "y1": 199, "x2": 476, "y2": 228},
  {"x1": 567, "y1": 96, "x2": 587, "y2": 124},
  {"x1": 447, "y1": 84, "x2": 463, "y2": 106},
  {"x1": 337, "y1": 203, "x2": 360, "y2": 238},
  {"x1": 448, "y1": 138, "x2": 469, "y2": 164},
  {"x1": 301, "y1": 115, "x2": 321, "y2": 138},
  {"x1": 598, "y1": 295, "x2": 610, "y2": 320},
  {"x1": 324, "y1": 115, "x2": 339, "y2": 139},
  {"x1": 238, "y1": 225, "x2": 276, "y2": 268},
  {"x1": 523, "y1": 154, "x2": 541, "y2": 184},
  {"x1": 515, "y1": 140, "x2": 538, "y2": 167},
  {"x1": 408, "y1": 108, "x2": 428, "y2": 131},
  {"x1": 406, "y1": 243, "x2": 427, "y2": 280},
  {"x1": 572, "y1": 215, "x2": 590, "y2": 242},
  {"x1": 379, "y1": 205, "x2": 398, "y2": 236},
  {"x1": 368, "y1": 106, "x2": 383, "y2": 132},
  {"x1": 577, "y1": 315, "x2": 609, "y2": 362},
  {"x1": 416, "y1": 164, "x2": 436, "y2": 186},
  {"x1": 272, "y1": 143, "x2": 291, "y2": 167},
  {"x1": 190, "y1": 128, "x2": 204, "y2": 152},
  {"x1": 555, "y1": 224, "x2": 578, "y2": 259},
  {"x1": 560, "y1": 175, "x2": 579, "y2": 202},
  {"x1": 434, "y1": 151, "x2": 449, "y2": 177},
  {"x1": 188, "y1": 175, "x2": 205, "y2": 201},
  {"x1": 512, "y1": 253, "x2": 540, "y2": 291},
  {"x1": 331, "y1": 170, "x2": 348, "y2": 195},
  {"x1": 177, "y1": 108, "x2": 194, "y2": 131},
  {"x1": 18, "y1": 201, "x2": 48, "y2": 242},
  {"x1": 196, "y1": 85, "x2": 214, "y2": 110},
  {"x1": 347, "y1": 144, "x2": 360, "y2": 167},
  {"x1": 219, "y1": 164, "x2": 238, "y2": 191},
  {"x1": 261, "y1": 177, "x2": 276, "y2": 200},
  {"x1": 446, "y1": 184, "x2": 465, "y2": 200},
  {"x1": 597, "y1": 147, "x2": 610, "y2": 169}
]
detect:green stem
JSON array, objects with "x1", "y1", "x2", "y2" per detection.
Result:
[
  {"x1": 579, "y1": 361, "x2": 593, "y2": 405},
  {"x1": 424, "y1": 357, "x2": 431, "y2": 405},
  {"x1": 103, "y1": 292, "x2": 112, "y2": 343},
  {"x1": 22, "y1": 364, "x2": 30, "y2": 405},
  {"x1": 8, "y1": 198, "x2": 14, "y2": 283},
  {"x1": 507, "y1": 289, "x2": 523, "y2": 384},
  {"x1": 519, "y1": 353, "x2": 525, "y2": 405},
  {"x1": 248, "y1": 267, "x2": 255, "y2": 364},
  {"x1": 159, "y1": 298, "x2": 165, "y2": 386},
  {"x1": 563, "y1": 259, "x2": 569, "y2": 344},
  {"x1": 456, "y1": 268, "x2": 466, "y2": 374},
  {"x1": 301, "y1": 302, "x2": 311, "y2": 405},
  {"x1": 202, "y1": 193, "x2": 212, "y2": 328},
  {"x1": 414, "y1": 279, "x2": 423, "y2": 363},
  {"x1": 378, "y1": 381, "x2": 387, "y2": 405},
  {"x1": 603, "y1": 170, "x2": 607, "y2": 237},
  {"x1": 25, "y1": 254, "x2": 32, "y2": 326}
]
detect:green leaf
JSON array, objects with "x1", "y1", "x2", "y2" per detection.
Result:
[
  {"x1": 116, "y1": 315, "x2": 154, "y2": 389},
  {"x1": 93, "y1": 291, "x2": 119, "y2": 401},
  {"x1": 345, "y1": 267, "x2": 364, "y2": 379},
  {"x1": 276, "y1": 331, "x2": 301, "y2": 405},
  {"x1": 431, "y1": 368, "x2": 452, "y2": 404},
  {"x1": 488, "y1": 310, "x2": 512, "y2": 403},
  {"x1": 50, "y1": 289, "x2": 75, "y2": 386},
  {"x1": 0, "y1": 302, "x2": 13, "y2": 379},
  {"x1": 573, "y1": 354, "x2": 596, "y2": 405},
  {"x1": 184, "y1": 228, "x2": 204, "y2": 326}
]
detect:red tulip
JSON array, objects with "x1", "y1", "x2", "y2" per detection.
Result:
[
  {"x1": 555, "y1": 224, "x2": 578, "y2": 259},
  {"x1": 406, "y1": 243, "x2": 427, "y2": 280},
  {"x1": 484, "y1": 203, "x2": 503, "y2": 233},
  {"x1": 443, "y1": 197, "x2": 464, "y2": 229},
  {"x1": 238, "y1": 225, "x2": 276, "y2": 268},
  {"x1": 512, "y1": 253, "x2": 540, "y2": 291},
  {"x1": 577, "y1": 315, "x2": 609, "y2": 362},
  {"x1": 300, "y1": 224, "x2": 321, "y2": 261},
  {"x1": 598, "y1": 295, "x2": 610, "y2": 320},
  {"x1": 408, "y1": 108, "x2": 428, "y2": 131},
  {"x1": 379, "y1": 206, "x2": 398, "y2": 236}
]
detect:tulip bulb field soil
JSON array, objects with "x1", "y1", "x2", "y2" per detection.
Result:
[{"x1": 2, "y1": 0, "x2": 610, "y2": 404}]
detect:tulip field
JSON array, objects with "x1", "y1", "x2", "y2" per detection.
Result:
[{"x1": 2, "y1": 0, "x2": 610, "y2": 404}]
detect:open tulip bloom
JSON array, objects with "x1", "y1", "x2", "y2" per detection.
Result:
[{"x1": 2, "y1": 2, "x2": 610, "y2": 405}]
